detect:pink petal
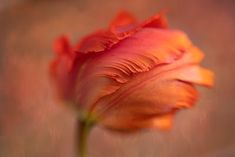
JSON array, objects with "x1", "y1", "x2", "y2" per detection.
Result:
[
  {"x1": 76, "y1": 12, "x2": 167, "y2": 54},
  {"x1": 109, "y1": 11, "x2": 137, "y2": 35},
  {"x1": 77, "y1": 30, "x2": 119, "y2": 53},
  {"x1": 141, "y1": 11, "x2": 168, "y2": 29}
]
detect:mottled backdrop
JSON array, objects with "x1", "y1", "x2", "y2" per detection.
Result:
[{"x1": 0, "y1": 0, "x2": 235, "y2": 157}]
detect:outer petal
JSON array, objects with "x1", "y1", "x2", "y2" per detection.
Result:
[
  {"x1": 75, "y1": 28, "x2": 214, "y2": 117},
  {"x1": 82, "y1": 28, "x2": 192, "y2": 83},
  {"x1": 149, "y1": 113, "x2": 175, "y2": 130},
  {"x1": 141, "y1": 11, "x2": 168, "y2": 29},
  {"x1": 53, "y1": 35, "x2": 72, "y2": 55},
  {"x1": 109, "y1": 11, "x2": 137, "y2": 35},
  {"x1": 77, "y1": 30, "x2": 119, "y2": 54},
  {"x1": 92, "y1": 66, "x2": 212, "y2": 131},
  {"x1": 75, "y1": 29, "x2": 214, "y2": 131},
  {"x1": 50, "y1": 36, "x2": 75, "y2": 100},
  {"x1": 76, "y1": 12, "x2": 167, "y2": 54},
  {"x1": 103, "y1": 112, "x2": 175, "y2": 132}
]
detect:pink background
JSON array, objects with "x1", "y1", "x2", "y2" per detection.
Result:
[{"x1": 0, "y1": 0, "x2": 235, "y2": 156}]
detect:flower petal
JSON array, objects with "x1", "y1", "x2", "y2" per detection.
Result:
[
  {"x1": 94, "y1": 78, "x2": 198, "y2": 114},
  {"x1": 93, "y1": 78, "x2": 198, "y2": 131},
  {"x1": 50, "y1": 11, "x2": 214, "y2": 132},
  {"x1": 76, "y1": 29, "x2": 214, "y2": 131},
  {"x1": 77, "y1": 30, "x2": 119, "y2": 53},
  {"x1": 75, "y1": 28, "x2": 192, "y2": 109},
  {"x1": 101, "y1": 112, "x2": 175, "y2": 132},
  {"x1": 53, "y1": 35, "x2": 71, "y2": 54},
  {"x1": 76, "y1": 12, "x2": 167, "y2": 54},
  {"x1": 141, "y1": 11, "x2": 168, "y2": 29},
  {"x1": 90, "y1": 63, "x2": 213, "y2": 130},
  {"x1": 109, "y1": 11, "x2": 137, "y2": 35},
  {"x1": 50, "y1": 36, "x2": 75, "y2": 100},
  {"x1": 150, "y1": 113, "x2": 174, "y2": 130},
  {"x1": 74, "y1": 28, "x2": 213, "y2": 130},
  {"x1": 81, "y1": 28, "x2": 192, "y2": 84}
]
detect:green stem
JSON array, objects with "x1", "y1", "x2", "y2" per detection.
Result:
[{"x1": 77, "y1": 118, "x2": 93, "y2": 157}]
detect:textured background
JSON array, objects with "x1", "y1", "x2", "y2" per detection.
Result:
[{"x1": 0, "y1": 0, "x2": 235, "y2": 157}]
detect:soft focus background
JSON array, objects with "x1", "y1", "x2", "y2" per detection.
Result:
[{"x1": 0, "y1": 0, "x2": 235, "y2": 157}]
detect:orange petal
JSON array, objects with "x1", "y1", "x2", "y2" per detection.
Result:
[
  {"x1": 75, "y1": 28, "x2": 192, "y2": 110},
  {"x1": 163, "y1": 65, "x2": 214, "y2": 87},
  {"x1": 93, "y1": 78, "x2": 197, "y2": 131},
  {"x1": 84, "y1": 28, "x2": 192, "y2": 84},
  {"x1": 93, "y1": 78, "x2": 198, "y2": 118},
  {"x1": 100, "y1": 111, "x2": 175, "y2": 132},
  {"x1": 85, "y1": 31, "x2": 213, "y2": 130},
  {"x1": 149, "y1": 113, "x2": 174, "y2": 130},
  {"x1": 91, "y1": 63, "x2": 213, "y2": 130},
  {"x1": 146, "y1": 64, "x2": 214, "y2": 88}
]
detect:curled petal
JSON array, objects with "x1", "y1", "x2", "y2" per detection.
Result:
[
  {"x1": 93, "y1": 79, "x2": 198, "y2": 131},
  {"x1": 50, "y1": 36, "x2": 77, "y2": 100},
  {"x1": 149, "y1": 113, "x2": 174, "y2": 130},
  {"x1": 109, "y1": 11, "x2": 137, "y2": 34},
  {"x1": 87, "y1": 28, "x2": 192, "y2": 83},
  {"x1": 77, "y1": 30, "x2": 119, "y2": 53},
  {"x1": 76, "y1": 11, "x2": 168, "y2": 54},
  {"x1": 101, "y1": 112, "x2": 175, "y2": 132},
  {"x1": 76, "y1": 29, "x2": 214, "y2": 131},
  {"x1": 91, "y1": 64, "x2": 213, "y2": 131},
  {"x1": 141, "y1": 11, "x2": 168, "y2": 29},
  {"x1": 53, "y1": 35, "x2": 71, "y2": 55},
  {"x1": 163, "y1": 65, "x2": 214, "y2": 87},
  {"x1": 75, "y1": 28, "x2": 192, "y2": 110},
  {"x1": 93, "y1": 79, "x2": 198, "y2": 119}
]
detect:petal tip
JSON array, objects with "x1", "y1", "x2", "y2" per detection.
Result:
[
  {"x1": 53, "y1": 35, "x2": 70, "y2": 55},
  {"x1": 109, "y1": 10, "x2": 137, "y2": 29}
]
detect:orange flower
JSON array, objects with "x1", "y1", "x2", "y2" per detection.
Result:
[{"x1": 50, "y1": 11, "x2": 214, "y2": 131}]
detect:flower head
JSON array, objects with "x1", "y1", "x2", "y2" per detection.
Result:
[{"x1": 50, "y1": 11, "x2": 214, "y2": 131}]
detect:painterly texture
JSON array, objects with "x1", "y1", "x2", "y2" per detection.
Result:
[
  {"x1": 50, "y1": 11, "x2": 213, "y2": 131},
  {"x1": 1, "y1": 0, "x2": 235, "y2": 157}
]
